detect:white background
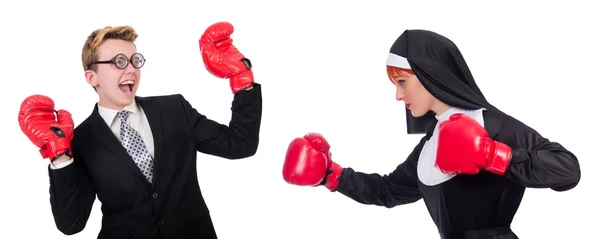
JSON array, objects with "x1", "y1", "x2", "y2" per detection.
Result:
[{"x1": 1, "y1": 0, "x2": 598, "y2": 238}]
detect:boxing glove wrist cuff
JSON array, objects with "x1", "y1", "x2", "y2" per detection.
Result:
[
  {"x1": 40, "y1": 138, "x2": 72, "y2": 161},
  {"x1": 324, "y1": 161, "x2": 342, "y2": 192},
  {"x1": 486, "y1": 141, "x2": 512, "y2": 175},
  {"x1": 230, "y1": 70, "x2": 254, "y2": 94}
]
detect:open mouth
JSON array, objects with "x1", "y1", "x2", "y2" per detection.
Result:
[{"x1": 119, "y1": 80, "x2": 134, "y2": 93}]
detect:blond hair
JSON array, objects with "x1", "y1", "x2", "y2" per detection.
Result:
[{"x1": 81, "y1": 25, "x2": 138, "y2": 71}]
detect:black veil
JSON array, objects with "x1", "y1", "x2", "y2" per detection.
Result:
[{"x1": 386, "y1": 29, "x2": 503, "y2": 134}]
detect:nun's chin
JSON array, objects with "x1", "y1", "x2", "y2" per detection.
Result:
[
  {"x1": 410, "y1": 109, "x2": 419, "y2": 117},
  {"x1": 410, "y1": 108, "x2": 427, "y2": 118}
]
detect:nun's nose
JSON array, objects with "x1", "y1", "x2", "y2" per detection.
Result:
[{"x1": 396, "y1": 87, "x2": 405, "y2": 101}]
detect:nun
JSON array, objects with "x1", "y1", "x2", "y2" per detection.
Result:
[{"x1": 282, "y1": 29, "x2": 582, "y2": 239}]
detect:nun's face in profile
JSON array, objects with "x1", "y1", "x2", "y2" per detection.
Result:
[{"x1": 388, "y1": 67, "x2": 436, "y2": 117}]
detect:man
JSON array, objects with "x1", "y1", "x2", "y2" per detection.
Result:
[{"x1": 18, "y1": 22, "x2": 262, "y2": 239}]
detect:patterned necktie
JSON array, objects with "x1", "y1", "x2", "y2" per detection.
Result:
[{"x1": 117, "y1": 110, "x2": 154, "y2": 183}]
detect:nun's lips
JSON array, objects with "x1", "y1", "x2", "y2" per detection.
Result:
[{"x1": 406, "y1": 104, "x2": 411, "y2": 109}]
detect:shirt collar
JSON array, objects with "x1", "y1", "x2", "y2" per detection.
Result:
[
  {"x1": 434, "y1": 106, "x2": 487, "y2": 123},
  {"x1": 435, "y1": 107, "x2": 465, "y2": 122},
  {"x1": 97, "y1": 99, "x2": 139, "y2": 127}
]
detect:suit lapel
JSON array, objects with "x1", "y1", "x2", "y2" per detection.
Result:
[
  {"x1": 136, "y1": 96, "x2": 164, "y2": 185},
  {"x1": 88, "y1": 104, "x2": 150, "y2": 185}
]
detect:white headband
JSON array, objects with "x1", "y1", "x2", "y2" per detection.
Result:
[{"x1": 386, "y1": 53, "x2": 411, "y2": 69}]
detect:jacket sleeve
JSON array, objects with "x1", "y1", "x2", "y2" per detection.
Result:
[
  {"x1": 180, "y1": 83, "x2": 263, "y2": 159},
  {"x1": 48, "y1": 137, "x2": 97, "y2": 235},
  {"x1": 498, "y1": 115, "x2": 581, "y2": 191},
  {"x1": 334, "y1": 136, "x2": 426, "y2": 208}
]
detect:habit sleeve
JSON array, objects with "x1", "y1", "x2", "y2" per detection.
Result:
[
  {"x1": 334, "y1": 136, "x2": 427, "y2": 208},
  {"x1": 499, "y1": 116, "x2": 581, "y2": 191}
]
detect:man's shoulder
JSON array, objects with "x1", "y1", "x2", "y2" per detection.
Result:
[
  {"x1": 136, "y1": 94, "x2": 190, "y2": 113},
  {"x1": 74, "y1": 111, "x2": 94, "y2": 130},
  {"x1": 73, "y1": 111, "x2": 97, "y2": 136},
  {"x1": 72, "y1": 112, "x2": 95, "y2": 148},
  {"x1": 136, "y1": 94, "x2": 184, "y2": 103}
]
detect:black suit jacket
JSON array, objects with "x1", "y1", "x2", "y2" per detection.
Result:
[{"x1": 47, "y1": 83, "x2": 262, "y2": 239}]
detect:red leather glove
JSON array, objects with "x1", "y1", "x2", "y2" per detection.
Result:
[
  {"x1": 436, "y1": 113, "x2": 512, "y2": 175},
  {"x1": 199, "y1": 21, "x2": 254, "y2": 94},
  {"x1": 283, "y1": 133, "x2": 342, "y2": 191},
  {"x1": 18, "y1": 95, "x2": 74, "y2": 161}
]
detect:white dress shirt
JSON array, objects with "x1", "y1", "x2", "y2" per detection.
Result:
[{"x1": 50, "y1": 100, "x2": 155, "y2": 169}]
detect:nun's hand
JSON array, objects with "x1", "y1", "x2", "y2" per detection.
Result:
[{"x1": 435, "y1": 113, "x2": 512, "y2": 175}]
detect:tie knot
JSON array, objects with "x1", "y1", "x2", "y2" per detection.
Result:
[{"x1": 117, "y1": 110, "x2": 131, "y2": 121}]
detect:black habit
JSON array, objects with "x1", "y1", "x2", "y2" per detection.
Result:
[{"x1": 333, "y1": 30, "x2": 580, "y2": 239}]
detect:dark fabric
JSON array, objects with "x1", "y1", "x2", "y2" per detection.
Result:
[
  {"x1": 388, "y1": 29, "x2": 502, "y2": 134},
  {"x1": 48, "y1": 83, "x2": 263, "y2": 239},
  {"x1": 335, "y1": 109, "x2": 580, "y2": 236},
  {"x1": 335, "y1": 28, "x2": 581, "y2": 237},
  {"x1": 440, "y1": 227, "x2": 517, "y2": 239},
  {"x1": 336, "y1": 135, "x2": 428, "y2": 208}
]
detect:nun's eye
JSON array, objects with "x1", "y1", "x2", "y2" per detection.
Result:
[{"x1": 397, "y1": 80, "x2": 406, "y2": 86}]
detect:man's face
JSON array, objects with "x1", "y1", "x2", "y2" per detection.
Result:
[{"x1": 86, "y1": 39, "x2": 142, "y2": 110}]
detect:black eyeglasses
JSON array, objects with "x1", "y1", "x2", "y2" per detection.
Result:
[{"x1": 86, "y1": 53, "x2": 146, "y2": 70}]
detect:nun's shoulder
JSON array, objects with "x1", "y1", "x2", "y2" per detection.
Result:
[
  {"x1": 482, "y1": 109, "x2": 532, "y2": 131},
  {"x1": 482, "y1": 109, "x2": 509, "y2": 130},
  {"x1": 482, "y1": 109, "x2": 546, "y2": 146}
]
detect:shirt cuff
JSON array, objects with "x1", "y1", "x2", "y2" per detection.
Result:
[{"x1": 49, "y1": 158, "x2": 74, "y2": 170}]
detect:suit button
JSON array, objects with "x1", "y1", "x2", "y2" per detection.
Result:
[
  {"x1": 158, "y1": 220, "x2": 164, "y2": 226},
  {"x1": 152, "y1": 193, "x2": 158, "y2": 199}
]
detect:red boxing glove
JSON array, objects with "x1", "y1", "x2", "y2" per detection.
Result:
[
  {"x1": 199, "y1": 21, "x2": 254, "y2": 94},
  {"x1": 18, "y1": 95, "x2": 74, "y2": 161},
  {"x1": 282, "y1": 133, "x2": 342, "y2": 191},
  {"x1": 435, "y1": 113, "x2": 512, "y2": 175}
]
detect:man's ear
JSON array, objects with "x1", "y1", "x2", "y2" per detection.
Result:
[{"x1": 85, "y1": 70, "x2": 97, "y2": 87}]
